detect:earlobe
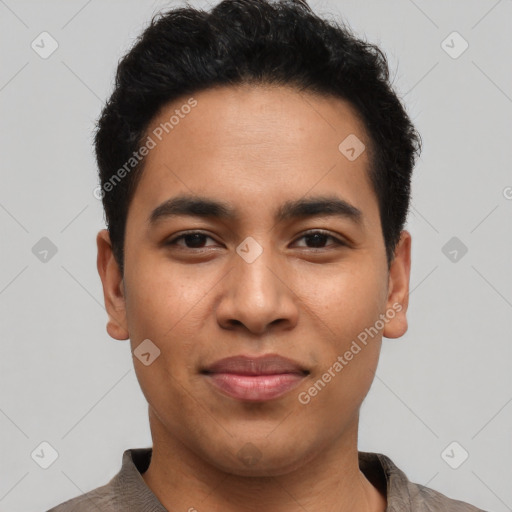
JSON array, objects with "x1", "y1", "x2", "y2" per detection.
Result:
[
  {"x1": 96, "y1": 229, "x2": 129, "y2": 340},
  {"x1": 383, "y1": 230, "x2": 412, "y2": 339}
]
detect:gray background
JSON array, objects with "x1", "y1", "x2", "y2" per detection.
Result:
[{"x1": 1, "y1": 0, "x2": 511, "y2": 511}]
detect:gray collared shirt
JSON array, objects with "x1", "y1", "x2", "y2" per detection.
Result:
[{"x1": 47, "y1": 447, "x2": 488, "y2": 511}]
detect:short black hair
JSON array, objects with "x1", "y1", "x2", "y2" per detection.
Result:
[{"x1": 94, "y1": 0, "x2": 421, "y2": 275}]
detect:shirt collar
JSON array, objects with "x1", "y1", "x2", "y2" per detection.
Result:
[{"x1": 110, "y1": 447, "x2": 411, "y2": 511}]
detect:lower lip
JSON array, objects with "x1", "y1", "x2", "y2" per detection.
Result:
[{"x1": 205, "y1": 373, "x2": 306, "y2": 401}]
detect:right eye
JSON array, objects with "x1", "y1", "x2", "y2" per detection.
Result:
[{"x1": 165, "y1": 231, "x2": 219, "y2": 250}]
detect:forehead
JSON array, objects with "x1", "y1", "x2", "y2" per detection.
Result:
[{"x1": 129, "y1": 84, "x2": 380, "y2": 231}]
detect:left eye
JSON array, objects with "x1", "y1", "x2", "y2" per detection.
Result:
[{"x1": 293, "y1": 231, "x2": 346, "y2": 249}]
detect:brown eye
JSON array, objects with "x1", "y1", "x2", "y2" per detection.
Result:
[
  {"x1": 166, "y1": 232, "x2": 217, "y2": 249},
  {"x1": 293, "y1": 230, "x2": 347, "y2": 249}
]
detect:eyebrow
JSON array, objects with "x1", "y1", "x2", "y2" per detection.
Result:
[{"x1": 148, "y1": 194, "x2": 363, "y2": 227}]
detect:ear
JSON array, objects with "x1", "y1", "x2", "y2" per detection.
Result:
[
  {"x1": 383, "y1": 230, "x2": 411, "y2": 339},
  {"x1": 96, "y1": 229, "x2": 129, "y2": 340}
]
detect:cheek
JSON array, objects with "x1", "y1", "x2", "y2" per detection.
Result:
[
  {"x1": 300, "y1": 263, "x2": 387, "y2": 336},
  {"x1": 124, "y1": 257, "x2": 213, "y2": 338},
  {"x1": 298, "y1": 264, "x2": 386, "y2": 397},
  {"x1": 125, "y1": 274, "x2": 198, "y2": 413},
  {"x1": 123, "y1": 260, "x2": 214, "y2": 388}
]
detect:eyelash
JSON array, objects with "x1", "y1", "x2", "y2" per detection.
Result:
[{"x1": 166, "y1": 230, "x2": 348, "y2": 251}]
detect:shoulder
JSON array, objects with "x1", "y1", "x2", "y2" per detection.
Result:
[
  {"x1": 360, "y1": 451, "x2": 488, "y2": 512},
  {"x1": 45, "y1": 447, "x2": 156, "y2": 512},
  {"x1": 45, "y1": 482, "x2": 116, "y2": 511},
  {"x1": 405, "y1": 479, "x2": 488, "y2": 511}
]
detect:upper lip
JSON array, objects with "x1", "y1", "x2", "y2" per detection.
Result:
[{"x1": 202, "y1": 354, "x2": 309, "y2": 376}]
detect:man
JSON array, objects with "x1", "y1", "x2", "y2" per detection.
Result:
[{"x1": 48, "y1": 0, "x2": 486, "y2": 510}]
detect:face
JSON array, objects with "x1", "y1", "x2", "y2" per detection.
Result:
[{"x1": 97, "y1": 84, "x2": 411, "y2": 476}]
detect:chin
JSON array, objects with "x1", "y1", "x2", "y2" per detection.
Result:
[{"x1": 202, "y1": 438, "x2": 319, "y2": 477}]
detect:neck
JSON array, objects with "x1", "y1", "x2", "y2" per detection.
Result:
[{"x1": 141, "y1": 409, "x2": 387, "y2": 512}]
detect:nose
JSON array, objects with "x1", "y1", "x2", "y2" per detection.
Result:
[{"x1": 215, "y1": 243, "x2": 299, "y2": 336}]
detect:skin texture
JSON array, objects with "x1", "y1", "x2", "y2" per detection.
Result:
[{"x1": 97, "y1": 84, "x2": 411, "y2": 512}]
